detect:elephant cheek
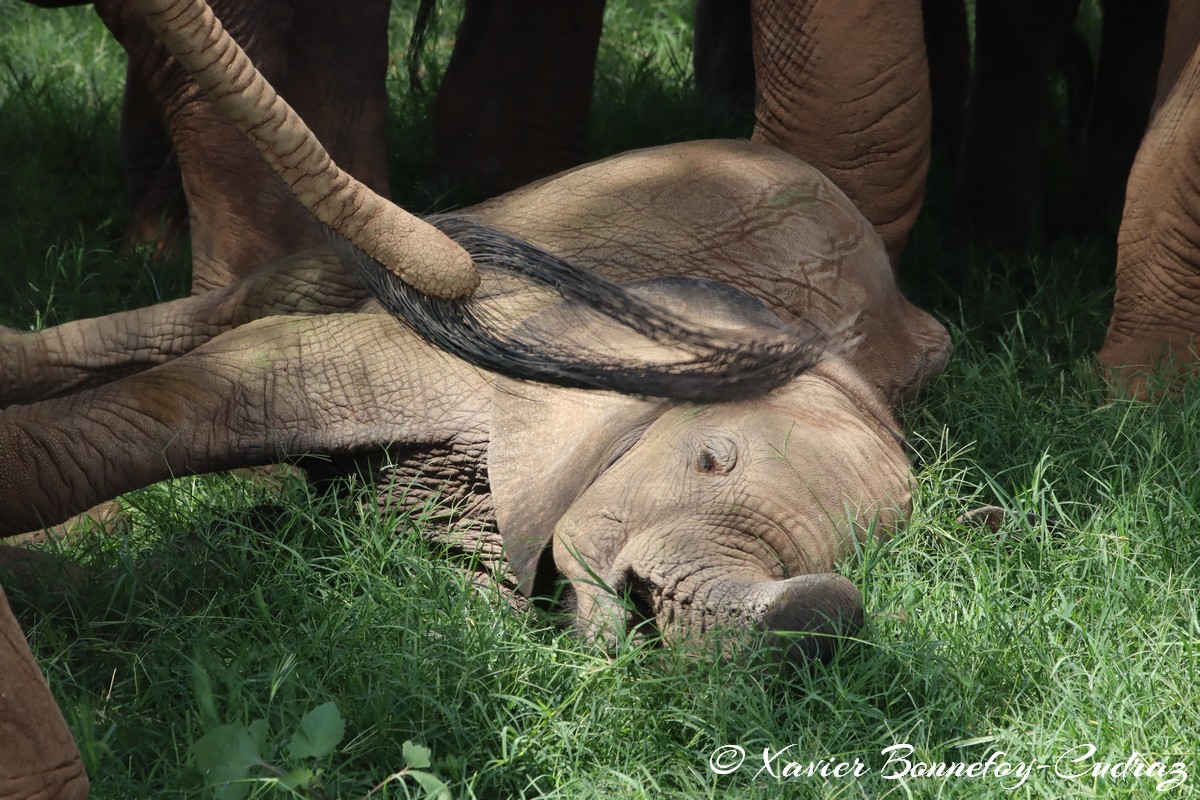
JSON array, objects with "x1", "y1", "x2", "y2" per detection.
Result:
[{"x1": 550, "y1": 518, "x2": 635, "y2": 636}]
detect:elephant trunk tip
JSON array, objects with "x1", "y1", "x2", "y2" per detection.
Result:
[{"x1": 759, "y1": 573, "x2": 864, "y2": 666}]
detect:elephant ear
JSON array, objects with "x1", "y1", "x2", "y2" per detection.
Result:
[{"x1": 489, "y1": 277, "x2": 805, "y2": 595}]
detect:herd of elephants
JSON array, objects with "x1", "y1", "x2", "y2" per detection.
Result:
[{"x1": 3, "y1": 0, "x2": 1200, "y2": 795}]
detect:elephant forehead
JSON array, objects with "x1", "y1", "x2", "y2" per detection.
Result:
[
  {"x1": 559, "y1": 370, "x2": 910, "y2": 539},
  {"x1": 545, "y1": 364, "x2": 913, "y2": 595},
  {"x1": 642, "y1": 382, "x2": 904, "y2": 496},
  {"x1": 550, "y1": 405, "x2": 904, "y2": 585}
]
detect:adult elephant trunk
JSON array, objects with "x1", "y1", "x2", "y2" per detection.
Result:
[{"x1": 128, "y1": 0, "x2": 479, "y2": 300}]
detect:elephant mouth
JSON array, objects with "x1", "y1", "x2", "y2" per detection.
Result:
[
  {"x1": 609, "y1": 566, "x2": 666, "y2": 643},
  {"x1": 551, "y1": 501, "x2": 876, "y2": 666},
  {"x1": 544, "y1": 563, "x2": 666, "y2": 649}
]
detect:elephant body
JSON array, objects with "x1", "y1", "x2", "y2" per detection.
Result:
[
  {"x1": 0, "y1": 139, "x2": 946, "y2": 542},
  {"x1": 3, "y1": 131, "x2": 937, "y2": 676},
  {"x1": 1, "y1": 140, "x2": 943, "y2": 796}
]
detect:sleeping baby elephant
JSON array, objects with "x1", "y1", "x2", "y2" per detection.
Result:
[
  {"x1": 488, "y1": 275, "x2": 913, "y2": 659},
  {"x1": 0, "y1": 141, "x2": 949, "y2": 796}
]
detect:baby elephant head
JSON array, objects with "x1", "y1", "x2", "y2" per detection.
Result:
[{"x1": 489, "y1": 278, "x2": 912, "y2": 666}]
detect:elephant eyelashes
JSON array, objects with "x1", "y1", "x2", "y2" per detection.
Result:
[{"x1": 694, "y1": 439, "x2": 738, "y2": 475}]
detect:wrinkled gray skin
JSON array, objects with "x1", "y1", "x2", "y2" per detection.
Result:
[
  {"x1": 1, "y1": 141, "x2": 946, "y2": 663},
  {"x1": 491, "y1": 278, "x2": 911, "y2": 661}
]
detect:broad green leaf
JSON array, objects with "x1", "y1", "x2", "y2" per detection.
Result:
[
  {"x1": 402, "y1": 740, "x2": 432, "y2": 770},
  {"x1": 288, "y1": 701, "x2": 345, "y2": 759},
  {"x1": 190, "y1": 724, "x2": 262, "y2": 800},
  {"x1": 248, "y1": 719, "x2": 269, "y2": 752}
]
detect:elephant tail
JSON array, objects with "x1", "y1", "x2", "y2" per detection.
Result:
[{"x1": 407, "y1": 0, "x2": 442, "y2": 95}]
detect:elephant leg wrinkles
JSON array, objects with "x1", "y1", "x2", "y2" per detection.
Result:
[
  {"x1": 0, "y1": 312, "x2": 492, "y2": 536},
  {"x1": 0, "y1": 248, "x2": 368, "y2": 408}
]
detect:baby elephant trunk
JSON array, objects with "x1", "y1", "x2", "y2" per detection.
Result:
[
  {"x1": 599, "y1": 557, "x2": 864, "y2": 667},
  {"x1": 754, "y1": 573, "x2": 864, "y2": 665}
]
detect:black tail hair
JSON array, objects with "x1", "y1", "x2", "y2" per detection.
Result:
[
  {"x1": 407, "y1": 0, "x2": 441, "y2": 94},
  {"x1": 333, "y1": 215, "x2": 842, "y2": 403}
]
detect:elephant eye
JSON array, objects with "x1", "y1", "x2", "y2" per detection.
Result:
[{"x1": 694, "y1": 437, "x2": 738, "y2": 475}]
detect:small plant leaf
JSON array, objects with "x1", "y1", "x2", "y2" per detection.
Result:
[
  {"x1": 190, "y1": 723, "x2": 262, "y2": 800},
  {"x1": 276, "y1": 767, "x2": 314, "y2": 791},
  {"x1": 288, "y1": 701, "x2": 345, "y2": 759},
  {"x1": 191, "y1": 660, "x2": 218, "y2": 726},
  {"x1": 402, "y1": 740, "x2": 432, "y2": 770},
  {"x1": 408, "y1": 770, "x2": 452, "y2": 800}
]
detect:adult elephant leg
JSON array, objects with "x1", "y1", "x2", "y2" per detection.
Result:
[
  {"x1": 748, "y1": 0, "x2": 931, "y2": 264},
  {"x1": 129, "y1": 0, "x2": 477, "y2": 300},
  {"x1": 0, "y1": 313, "x2": 488, "y2": 536},
  {"x1": 0, "y1": 585, "x2": 89, "y2": 799},
  {"x1": 93, "y1": 0, "x2": 328, "y2": 291},
  {"x1": 1098, "y1": 38, "x2": 1200, "y2": 393},
  {"x1": 117, "y1": 61, "x2": 188, "y2": 257},
  {"x1": 957, "y1": 0, "x2": 1080, "y2": 249},
  {"x1": 1155, "y1": 0, "x2": 1200, "y2": 110},
  {"x1": 0, "y1": 248, "x2": 366, "y2": 407},
  {"x1": 434, "y1": 0, "x2": 607, "y2": 196}
]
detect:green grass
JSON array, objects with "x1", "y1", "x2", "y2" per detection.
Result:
[
  {"x1": 0, "y1": 1, "x2": 181, "y2": 327},
  {"x1": 2, "y1": 1, "x2": 1199, "y2": 798}
]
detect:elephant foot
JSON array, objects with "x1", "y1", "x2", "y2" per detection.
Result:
[
  {"x1": 122, "y1": 192, "x2": 188, "y2": 261},
  {"x1": 954, "y1": 505, "x2": 1051, "y2": 534},
  {"x1": 1097, "y1": 334, "x2": 1200, "y2": 399},
  {"x1": 0, "y1": 545, "x2": 87, "y2": 592},
  {"x1": 0, "y1": 503, "x2": 114, "y2": 603},
  {"x1": 1098, "y1": 235, "x2": 1200, "y2": 398},
  {"x1": 0, "y1": 587, "x2": 90, "y2": 800}
]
